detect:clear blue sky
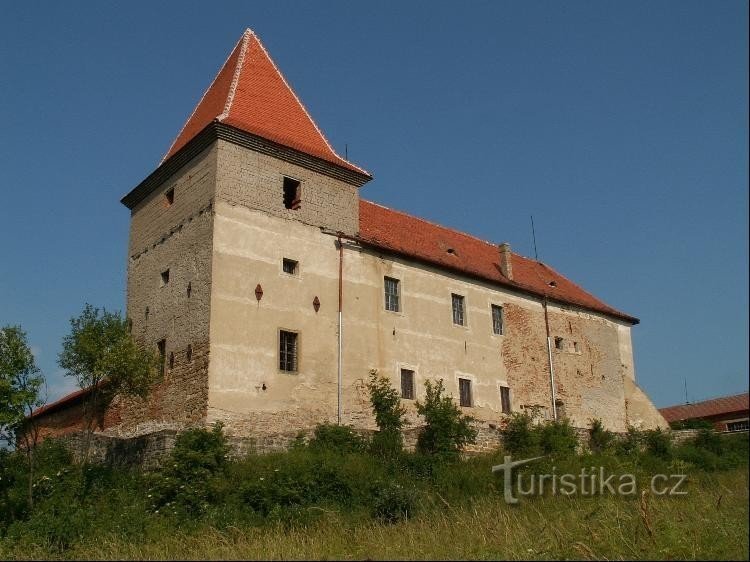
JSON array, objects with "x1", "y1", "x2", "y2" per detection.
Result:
[{"x1": 0, "y1": 1, "x2": 747, "y2": 408}]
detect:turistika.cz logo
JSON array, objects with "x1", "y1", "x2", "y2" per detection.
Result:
[{"x1": 491, "y1": 456, "x2": 688, "y2": 504}]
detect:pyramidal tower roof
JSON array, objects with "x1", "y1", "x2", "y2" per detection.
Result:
[{"x1": 162, "y1": 29, "x2": 369, "y2": 177}]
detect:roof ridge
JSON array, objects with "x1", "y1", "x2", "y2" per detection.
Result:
[
  {"x1": 218, "y1": 28, "x2": 252, "y2": 121},
  {"x1": 160, "y1": 31, "x2": 248, "y2": 165},
  {"x1": 251, "y1": 34, "x2": 370, "y2": 177},
  {"x1": 663, "y1": 392, "x2": 749, "y2": 408}
]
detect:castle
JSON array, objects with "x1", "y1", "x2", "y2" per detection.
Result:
[{"x1": 33, "y1": 29, "x2": 666, "y2": 450}]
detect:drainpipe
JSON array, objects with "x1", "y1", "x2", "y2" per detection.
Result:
[
  {"x1": 543, "y1": 295, "x2": 558, "y2": 420},
  {"x1": 337, "y1": 235, "x2": 343, "y2": 425}
]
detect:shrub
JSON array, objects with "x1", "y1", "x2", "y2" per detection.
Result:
[
  {"x1": 588, "y1": 418, "x2": 614, "y2": 453},
  {"x1": 670, "y1": 418, "x2": 713, "y2": 430},
  {"x1": 615, "y1": 426, "x2": 643, "y2": 456},
  {"x1": 371, "y1": 481, "x2": 416, "y2": 523},
  {"x1": 416, "y1": 379, "x2": 477, "y2": 458},
  {"x1": 367, "y1": 370, "x2": 406, "y2": 457},
  {"x1": 501, "y1": 412, "x2": 537, "y2": 456},
  {"x1": 643, "y1": 428, "x2": 672, "y2": 460},
  {"x1": 538, "y1": 418, "x2": 578, "y2": 457},
  {"x1": 307, "y1": 423, "x2": 367, "y2": 454},
  {"x1": 692, "y1": 429, "x2": 723, "y2": 455}
]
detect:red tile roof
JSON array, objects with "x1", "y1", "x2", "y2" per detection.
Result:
[
  {"x1": 659, "y1": 392, "x2": 749, "y2": 423},
  {"x1": 358, "y1": 200, "x2": 638, "y2": 323},
  {"x1": 163, "y1": 29, "x2": 369, "y2": 177},
  {"x1": 29, "y1": 385, "x2": 96, "y2": 419}
]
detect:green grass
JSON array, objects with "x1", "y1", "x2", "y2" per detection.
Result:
[{"x1": 4, "y1": 468, "x2": 747, "y2": 560}]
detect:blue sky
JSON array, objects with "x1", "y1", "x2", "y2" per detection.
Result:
[{"x1": 0, "y1": 1, "x2": 747, "y2": 408}]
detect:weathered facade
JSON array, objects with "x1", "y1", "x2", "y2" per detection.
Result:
[{"x1": 33, "y1": 29, "x2": 666, "y2": 448}]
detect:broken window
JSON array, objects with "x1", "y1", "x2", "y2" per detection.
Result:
[
  {"x1": 554, "y1": 337, "x2": 564, "y2": 350},
  {"x1": 452, "y1": 294, "x2": 466, "y2": 326},
  {"x1": 384, "y1": 277, "x2": 400, "y2": 312},
  {"x1": 282, "y1": 176, "x2": 301, "y2": 210},
  {"x1": 459, "y1": 378, "x2": 472, "y2": 407},
  {"x1": 283, "y1": 258, "x2": 298, "y2": 275},
  {"x1": 279, "y1": 330, "x2": 298, "y2": 372},
  {"x1": 160, "y1": 269, "x2": 170, "y2": 286},
  {"x1": 400, "y1": 369, "x2": 415, "y2": 399},
  {"x1": 491, "y1": 304, "x2": 504, "y2": 335},
  {"x1": 500, "y1": 385, "x2": 512, "y2": 414},
  {"x1": 165, "y1": 187, "x2": 175, "y2": 206},
  {"x1": 157, "y1": 339, "x2": 166, "y2": 375}
]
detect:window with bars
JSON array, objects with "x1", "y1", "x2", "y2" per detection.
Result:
[
  {"x1": 500, "y1": 386, "x2": 512, "y2": 414},
  {"x1": 283, "y1": 258, "x2": 298, "y2": 275},
  {"x1": 384, "y1": 277, "x2": 400, "y2": 312},
  {"x1": 491, "y1": 304, "x2": 504, "y2": 335},
  {"x1": 452, "y1": 294, "x2": 466, "y2": 326},
  {"x1": 459, "y1": 378, "x2": 472, "y2": 407},
  {"x1": 279, "y1": 330, "x2": 298, "y2": 372},
  {"x1": 400, "y1": 369, "x2": 415, "y2": 399},
  {"x1": 727, "y1": 420, "x2": 749, "y2": 432}
]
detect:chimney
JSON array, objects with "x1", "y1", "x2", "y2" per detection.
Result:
[{"x1": 498, "y1": 243, "x2": 513, "y2": 280}]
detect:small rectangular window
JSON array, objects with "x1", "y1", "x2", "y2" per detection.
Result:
[
  {"x1": 165, "y1": 187, "x2": 175, "y2": 206},
  {"x1": 554, "y1": 337, "x2": 564, "y2": 350},
  {"x1": 279, "y1": 330, "x2": 298, "y2": 372},
  {"x1": 400, "y1": 369, "x2": 415, "y2": 399},
  {"x1": 500, "y1": 386, "x2": 512, "y2": 414},
  {"x1": 283, "y1": 258, "x2": 298, "y2": 275},
  {"x1": 573, "y1": 341, "x2": 580, "y2": 353},
  {"x1": 384, "y1": 277, "x2": 400, "y2": 312},
  {"x1": 157, "y1": 339, "x2": 166, "y2": 375},
  {"x1": 452, "y1": 294, "x2": 466, "y2": 326},
  {"x1": 283, "y1": 176, "x2": 301, "y2": 210},
  {"x1": 459, "y1": 378, "x2": 472, "y2": 407},
  {"x1": 491, "y1": 305, "x2": 504, "y2": 335},
  {"x1": 160, "y1": 269, "x2": 170, "y2": 286}
]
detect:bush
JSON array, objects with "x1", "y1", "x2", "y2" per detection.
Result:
[
  {"x1": 367, "y1": 370, "x2": 406, "y2": 457},
  {"x1": 588, "y1": 418, "x2": 614, "y2": 453},
  {"x1": 502, "y1": 413, "x2": 537, "y2": 456},
  {"x1": 371, "y1": 481, "x2": 416, "y2": 524},
  {"x1": 692, "y1": 429, "x2": 723, "y2": 455},
  {"x1": 307, "y1": 423, "x2": 368, "y2": 454},
  {"x1": 615, "y1": 426, "x2": 643, "y2": 456},
  {"x1": 643, "y1": 428, "x2": 672, "y2": 460},
  {"x1": 538, "y1": 418, "x2": 578, "y2": 457},
  {"x1": 416, "y1": 379, "x2": 477, "y2": 458}
]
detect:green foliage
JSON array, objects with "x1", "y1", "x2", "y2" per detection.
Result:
[
  {"x1": 670, "y1": 418, "x2": 713, "y2": 430},
  {"x1": 307, "y1": 423, "x2": 368, "y2": 454},
  {"x1": 643, "y1": 428, "x2": 672, "y2": 460},
  {"x1": 415, "y1": 379, "x2": 477, "y2": 458},
  {"x1": 538, "y1": 418, "x2": 578, "y2": 456},
  {"x1": 0, "y1": 325, "x2": 44, "y2": 444},
  {"x1": 58, "y1": 304, "x2": 160, "y2": 437},
  {"x1": 371, "y1": 482, "x2": 416, "y2": 523},
  {"x1": 366, "y1": 370, "x2": 406, "y2": 456},
  {"x1": 502, "y1": 415, "x2": 577, "y2": 457},
  {"x1": 615, "y1": 425, "x2": 643, "y2": 456},
  {"x1": 147, "y1": 423, "x2": 230, "y2": 516},
  {"x1": 588, "y1": 418, "x2": 615, "y2": 453},
  {"x1": 501, "y1": 412, "x2": 537, "y2": 456}
]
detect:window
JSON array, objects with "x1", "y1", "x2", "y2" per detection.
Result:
[
  {"x1": 500, "y1": 386, "x2": 512, "y2": 414},
  {"x1": 282, "y1": 176, "x2": 301, "y2": 210},
  {"x1": 452, "y1": 294, "x2": 466, "y2": 326},
  {"x1": 573, "y1": 341, "x2": 580, "y2": 353},
  {"x1": 400, "y1": 369, "x2": 415, "y2": 399},
  {"x1": 491, "y1": 305, "x2": 504, "y2": 335},
  {"x1": 554, "y1": 337, "x2": 564, "y2": 350},
  {"x1": 165, "y1": 187, "x2": 175, "y2": 206},
  {"x1": 157, "y1": 339, "x2": 166, "y2": 375},
  {"x1": 279, "y1": 330, "x2": 298, "y2": 372},
  {"x1": 186, "y1": 344, "x2": 193, "y2": 363},
  {"x1": 459, "y1": 378, "x2": 472, "y2": 407},
  {"x1": 160, "y1": 269, "x2": 170, "y2": 286},
  {"x1": 384, "y1": 277, "x2": 400, "y2": 312},
  {"x1": 168, "y1": 352, "x2": 175, "y2": 370},
  {"x1": 187, "y1": 282, "x2": 192, "y2": 298},
  {"x1": 282, "y1": 258, "x2": 298, "y2": 275},
  {"x1": 727, "y1": 420, "x2": 749, "y2": 432},
  {"x1": 145, "y1": 306, "x2": 149, "y2": 320}
]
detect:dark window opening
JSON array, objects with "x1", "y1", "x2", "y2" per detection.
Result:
[
  {"x1": 727, "y1": 420, "x2": 749, "y2": 432},
  {"x1": 283, "y1": 258, "x2": 298, "y2": 275},
  {"x1": 573, "y1": 341, "x2": 580, "y2": 352},
  {"x1": 160, "y1": 269, "x2": 170, "y2": 286},
  {"x1": 283, "y1": 177, "x2": 301, "y2": 210},
  {"x1": 157, "y1": 339, "x2": 166, "y2": 375},
  {"x1": 187, "y1": 282, "x2": 192, "y2": 298},
  {"x1": 452, "y1": 294, "x2": 466, "y2": 326},
  {"x1": 165, "y1": 188, "x2": 175, "y2": 206},
  {"x1": 384, "y1": 277, "x2": 400, "y2": 312},
  {"x1": 554, "y1": 337, "x2": 564, "y2": 350},
  {"x1": 186, "y1": 344, "x2": 193, "y2": 363},
  {"x1": 400, "y1": 369, "x2": 415, "y2": 399},
  {"x1": 500, "y1": 386, "x2": 512, "y2": 414},
  {"x1": 459, "y1": 378, "x2": 472, "y2": 407},
  {"x1": 145, "y1": 306, "x2": 149, "y2": 320},
  {"x1": 279, "y1": 330, "x2": 298, "y2": 372},
  {"x1": 491, "y1": 305, "x2": 504, "y2": 335},
  {"x1": 168, "y1": 352, "x2": 175, "y2": 370}
]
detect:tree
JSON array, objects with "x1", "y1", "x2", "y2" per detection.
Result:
[
  {"x1": 58, "y1": 304, "x2": 160, "y2": 462},
  {"x1": 366, "y1": 369, "x2": 406, "y2": 456},
  {"x1": 0, "y1": 325, "x2": 46, "y2": 508},
  {"x1": 415, "y1": 379, "x2": 477, "y2": 458}
]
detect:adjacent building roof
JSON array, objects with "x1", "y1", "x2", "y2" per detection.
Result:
[
  {"x1": 358, "y1": 200, "x2": 638, "y2": 323},
  {"x1": 659, "y1": 392, "x2": 749, "y2": 423},
  {"x1": 162, "y1": 29, "x2": 369, "y2": 177}
]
